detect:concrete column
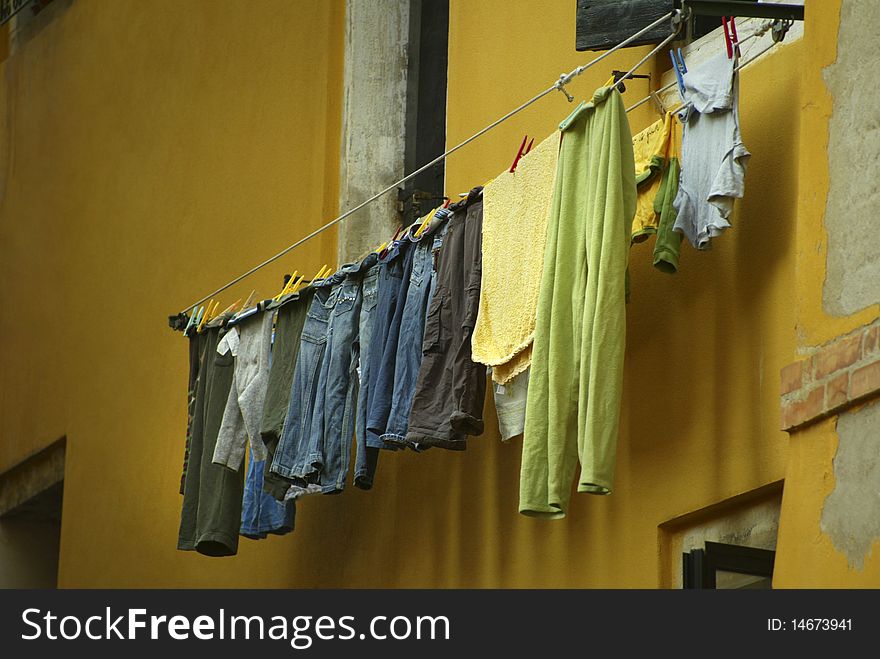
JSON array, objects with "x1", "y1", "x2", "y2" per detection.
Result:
[{"x1": 337, "y1": 0, "x2": 411, "y2": 264}]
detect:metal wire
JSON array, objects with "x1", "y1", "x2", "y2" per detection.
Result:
[
  {"x1": 625, "y1": 20, "x2": 774, "y2": 113},
  {"x1": 615, "y1": 29, "x2": 681, "y2": 92},
  {"x1": 666, "y1": 39, "x2": 780, "y2": 115},
  {"x1": 175, "y1": 11, "x2": 676, "y2": 315}
]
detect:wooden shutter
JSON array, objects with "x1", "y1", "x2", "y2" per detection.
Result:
[{"x1": 576, "y1": 0, "x2": 675, "y2": 51}]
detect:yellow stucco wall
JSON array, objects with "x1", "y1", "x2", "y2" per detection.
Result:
[
  {"x1": 0, "y1": 0, "x2": 866, "y2": 588},
  {"x1": 0, "y1": 0, "x2": 344, "y2": 586},
  {"x1": 773, "y1": 0, "x2": 880, "y2": 588}
]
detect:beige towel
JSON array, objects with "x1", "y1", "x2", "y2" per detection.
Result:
[{"x1": 472, "y1": 131, "x2": 559, "y2": 384}]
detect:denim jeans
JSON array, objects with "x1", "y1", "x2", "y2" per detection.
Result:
[
  {"x1": 354, "y1": 262, "x2": 381, "y2": 489},
  {"x1": 240, "y1": 446, "x2": 295, "y2": 539},
  {"x1": 381, "y1": 220, "x2": 449, "y2": 446},
  {"x1": 269, "y1": 279, "x2": 336, "y2": 481},
  {"x1": 367, "y1": 236, "x2": 417, "y2": 446},
  {"x1": 364, "y1": 239, "x2": 412, "y2": 450},
  {"x1": 304, "y1": 256, "x2": 374, "y2": 493}
]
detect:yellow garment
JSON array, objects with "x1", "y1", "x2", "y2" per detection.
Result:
[
  {"x1": 472, "y1": 131, "x2": 559, "y2": 385},
  {"x1": 631, "y1": 112, "x2": 673, "y2": 243},
  {"x1": 493, "y1": 343, "x2": 531, "y2": 385}
]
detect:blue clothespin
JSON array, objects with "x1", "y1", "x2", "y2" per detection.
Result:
[
  {"x1": 670, "y1": 50, "x2": 686, "y2": 97},
  {"x1": 183, "y1": 306, "x2": 198, "y2": 334},
  {"x1": 677, "y1": 48, "x2": 687, "y2": 73}
]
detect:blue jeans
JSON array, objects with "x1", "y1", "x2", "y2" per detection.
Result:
[
  {"x1": 240, "y1": 446, "x2": 295, "y2": 538},
  {"x1": 367, "y1": 237, "x2": 417, "y2": 446},
  {"x1": 305, "y1": 256, "x2": 375, "y2": 493},
  {"x1": 354, "y1": 262, "x2": 381, "y2": 489},
  {"x1": 269, "y1": 279, "x2": 336, "y2": 480},
  {"x1": 381, "y1": 222, "x2": 448, "y2": 445},
  {"x1": 364, "y1": 239, "x2": 412, "y2": 450}
]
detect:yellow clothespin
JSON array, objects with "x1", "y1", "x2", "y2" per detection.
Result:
[
  {"x1": 274, "y1": 271, "x2": 299, "y2": 302},
  {"x1": 197, "y1": 299, "x2": 214, "y2": 332},
  {"x1": 414, "y1": 206, "x2": 440, "y2": 239},
  {"x1": 312, "y1": 264, "x2": 329, "y2": 283},
  {"x1": 219, "y1": 298, "x2": 241, "y2": 316},
  {"x1": 207, "y1": 300, "x2": 221, "y2": 323},
  {"x1": 289, "y1": 274, "x2": 306, "y2": 294},
  {"x1": 241, "y1": 290, "x2": 256, "y2": 311}
]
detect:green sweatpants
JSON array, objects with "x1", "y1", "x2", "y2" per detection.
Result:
[{"x1": 519, "y1": 86, "x2": 636, "y2": 518}]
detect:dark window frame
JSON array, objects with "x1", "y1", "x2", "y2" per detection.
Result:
[{"x1": 682, "y1": 541, "x2": 775, "y2": 589}]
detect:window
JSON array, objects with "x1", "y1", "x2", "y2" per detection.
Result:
[{"x1": 683, "y1": 542, "x2": 775, "y2": 589}]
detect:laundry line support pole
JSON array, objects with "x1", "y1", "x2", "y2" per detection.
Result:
[{"x1": 172, "y1": 10, "x2": 677, "y2": 318}]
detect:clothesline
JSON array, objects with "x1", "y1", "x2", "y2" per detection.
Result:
[
  {"x1": 173, "y1": 10, "x2": 678, "y2": 316},
  {"x1": 625, "y1": 19, "x2": 776, "y2": 113}
]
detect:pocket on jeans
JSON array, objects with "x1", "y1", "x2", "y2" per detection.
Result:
[
  {"x1": 362, "y1": 290, "x2": 378, "y2": 312},
  {"x1": 301, "y1": 315, "x2": 328, "y2": 344},
  {"x1": 334, "y1": 286, "x2": 358, "y2": 316},
  {"x1": 421, "y1": 291, "x2": 446, "y2": 354}
]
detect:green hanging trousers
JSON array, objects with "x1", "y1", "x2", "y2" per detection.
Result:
[{"x1": 519, "y1": 87, "x2": 636, "y2": 519}]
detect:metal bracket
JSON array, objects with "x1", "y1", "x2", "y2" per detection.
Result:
[
  {"x1": 612, "y1": 70, "x2": 651, "y2": 94},
  {"x1": 771, "y1": 18, "x2": 794, "y2": 43},
  {"x1": 681, "y1": 1, "x2": 804, "y2": 22}
]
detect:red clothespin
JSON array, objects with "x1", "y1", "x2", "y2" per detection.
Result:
[
  {"x1": 524, "y1": 137, "x2": 535, "y2": 156},
  {"x1": 722, "y1": 17, "x2": 733, "y2": 59},
  {"x1": 509, "y1": 135, "x2": 529, "y2": 173},
  {"x1": 442, "y1": 196, "x2": 451, "y2": 209},
  {"x1": 729, "y1": 17, "x2": 739, "y2": 57}
]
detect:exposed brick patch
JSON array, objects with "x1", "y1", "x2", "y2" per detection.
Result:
[
  {"x1": 863, "y1": 324, "x2": 879, "y2": 358},
  {"x1": 781, "y1": 320, "x2": 880, "y2": 432},
  {"x1": 781, "y1": 385, "x2": 825, "y2": 431},
  {"x1": 813, "y1": 334, "x2": 861, "y2": 379},
  {"x1": 780, "y1": 360, "x2": 804, "y2": 395},
  {"x1": 851, "y1": 361, "x2": 880, "y2": 400},
  {"x1": 825, "y1": 372, "x2": 849, "y2": 409}
]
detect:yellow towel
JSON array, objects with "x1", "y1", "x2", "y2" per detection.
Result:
[
  {"x1": 631, "y1": 112, "x2": 673, "y2": 243},
  {"x1": 472, "y1": 131, "x2": 559, "y2": 384}
]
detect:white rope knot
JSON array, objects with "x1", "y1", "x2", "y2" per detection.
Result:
[{"x1": 555, "y1": 73, "x2": 575, "y2": 102}]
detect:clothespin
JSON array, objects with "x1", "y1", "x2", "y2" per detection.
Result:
[
  {"x1": 677, "y1": 48, "x2": 687, "y2": 74},
  {"x1": 197, "y1": 300, "x2": 214, "y2": 332},
  {"x1": 509, "y1": 135, "x2": 529, "y2": 173},
  {"x1": 274, "y1": 271, "x2": 298, "y2": 301},
  {"x1": 722, "y1": 17, "x2": 737, "y2": 59},
  {"x1": 728, "y1": 17, "x2": 739, "y2": 57},
  {"x1": 525, "y1": 138, "x2": 534, "y2": 155},
  {"x1": 650, "y1": 90, "x2": 667, "y2": 116},
  {"x1": 183, "y1": 306, "x2": 198, "y2": 334},
  {"x1": 414, "y1": 207, "x2": 439, "y2": 239},
  {"x1": 312, "y1": 264, "x2": 329, "y2": 283},
  {"x1": 219, "y1": 298, "x2": 241, "y2": 317},
  {"x1": 289, "y1": 274, "x2": 306, "y2": 294},
  {"x1": 241, "y1": 290, "x2": 256, "y2": 311},
  {"x1": 207, "y1": 299, "x2": 221, "y2": 323},
  {"x1": 670, "y1": 50, "x2": 686, "y2": 97},
  {"x1": 442, "y1": 197, "x2": 451, "y2": 209}
]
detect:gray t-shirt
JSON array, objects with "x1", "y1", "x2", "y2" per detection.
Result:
[{"x1": 673, "y1": 51, "x2": 750, "y2": 249}]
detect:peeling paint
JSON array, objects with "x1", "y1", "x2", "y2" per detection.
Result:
[
  {"x1": 822, "y1": 0, "x2": 880, "y2": 315},
  {"x1": 820, "y1": 399, "x2": 880, "y2": 570}
]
